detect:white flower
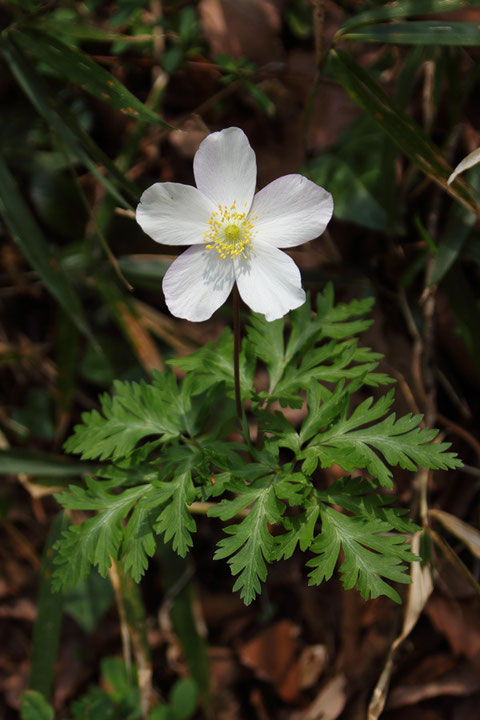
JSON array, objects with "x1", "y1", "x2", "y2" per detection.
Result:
[{"x1": 136, "y1": 127, "x2": 333, "y2": 322}]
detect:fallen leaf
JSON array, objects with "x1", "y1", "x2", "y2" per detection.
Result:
[
  {"x1": 429, "y1": 508, "x2": 480, "y2": 560},
  {"x1": 298, "y1": 645, "x2": 328, "y2": 690},
  {"x1": 387, "y1": 663, "x2": 480, "y2": 709},
  {"x1": 116, "y1": 300, "x2": 164, "y2": 373},
  {"x1": 199, "y1": 0, "x2": 282, "y2": 65},
  {"x1": 368, "y1": 532, "x2": 434, "y2": 719},
  {"x1": 238, "y1": 619, "x2": 300, "y2": 702},
  {"x1": 425, "y1": 595, "x2": 480, "y2": 663},
  {"x1": 293, "y1": 674, "x2": 348, "y2": 720},
  {"x1": 169, "y1": 118, "x2": 209, "y2": 159}
]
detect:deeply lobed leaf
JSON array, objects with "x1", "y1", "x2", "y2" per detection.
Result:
[
  {"x1": 64, "y1": 372, "x2": 184, "y2": 461},
  {"x1": 307, "y1": 506, "x2": 416, "y2": 603},
  {"x1": 301, "y1": 388, "x2": 462, "y2": 487},
  {"x1": 210, "y1": 478, "x2": 285, "y2": 605}
]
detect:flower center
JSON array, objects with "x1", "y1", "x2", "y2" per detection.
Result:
[
  {"x1": 205, "y1": 202, "x2": 255, "y2": 260},
  {"x1": 224, "y1": 224, "x2": 241, "y2": 242}
]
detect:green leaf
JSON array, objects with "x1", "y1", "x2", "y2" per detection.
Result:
[
  {"x1": 429, "y1": 166, "x2": 480, "y2": 286},
  {"x1": 29, "y1": 513, "x2": 68, "y2": 700},
  {"x1": 342, "y1": 21, "x2": 480, "y2": 46},
  {"x1": 54, "y1": 445, "x2": 204, "y2": 587},
  {"x1": 152, "y1": 468, "x2": 197, "y2": 557},
  {"x1": 38, "y1": 17, "x2": 149, "y2": 43},
  {"x1": 122, "y1": 505, "x2": 158, "y2": 582},
  {"x1": 20, "y1": 691, "x2": 54, "y2": 720},
  {"x1": 1, "y1": 36, "x2": 137, "y2": 206},
  {"x1": 211, "y1": 479, "x2": 284, "y2": 605},
  {"x1": 307, "y1": 154, "x2": 387, "y2": 230},
  {"x1": 442, "y1": 265, "x2": 480, "y2": 373},
  {"x1": 169, "y1": 677, "x2": 198, "y2": 720},
  {"x1": 117, "y1": 255, "x2": 170, "y2": 292},
  {"x1": 317, "y1": 476, "x2": 419, "y2": 534},
  {"x1": 246, "y1": 313, "x2": 285, "y2": 390},
  {"x1": 338, "y1": 0, "x2": 480, "y2": 34},
  {"x1": 13, "y1": 28, "x2": 171, "y2": 126},
  {"x1": 248, "y1": 288, "x2": 391, "y2": 407},
  {"x1": 299, "y1": 381, "x2": 349, "y2": 445},
  {"x1": 302, "y1": 390, "x2": 462, "y2": 487},
  {"x1": 289, "y1": 286, "x2": 374, "y2": 359},
  {"x1": 258, "y1": 411, "x2": 302, "y2": 455},
  {"x1": 307, "y1": 506, "x2": 415, "y2": 602},
  {"x1": 64, "y1": 371, "x2": 184, "y2": 461},
  {"x1": 71, "y1": 686, "x2": 114, "y2": 719},
  {"x1": 170, "y1": 328, "x2": 255, "y2": 397},
  {"x1": 53, "y1": 483, "x2": 149, "y2": 588},
  {"x1": 63, "y1": 569, "x2": 114, "y2": 633},
  {"x1": 151, "y1": 703, "x2": 173, "y2": 720},
  {"x1": 262, "y1": 289, "x2": 391, "y2": 405},
  {"x1": 329, "y1": 49, "x2": 480, "y2": 219},
  {"x1": 100, "y1": 656, "x2": 139, "y2": 704},
  {"x1": 0, "y1": 154, "x2": 92, "y2": 339},
  {"x1": 274, "y1": 498, "x2": 320, "y2": 560}
]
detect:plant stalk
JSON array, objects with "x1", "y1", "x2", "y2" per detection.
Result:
[{"x1": 233, "y1": 284, "x2": 242, "y2": 420}]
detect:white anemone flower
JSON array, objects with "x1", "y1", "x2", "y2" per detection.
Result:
[{"x1": 136, "y1": 127, "x2": 333, "y2": 322}]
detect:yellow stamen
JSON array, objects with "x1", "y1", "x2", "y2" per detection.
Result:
[{"x1": 204, "y1": 201, "x2": 255, "y2": 260}]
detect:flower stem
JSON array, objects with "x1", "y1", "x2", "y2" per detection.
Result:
[{"x1": 233, "y1": 284, "x2": 242, "y2": 420}]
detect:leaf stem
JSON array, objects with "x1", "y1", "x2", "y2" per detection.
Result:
[{"x1": 233, "y1": 284, "x2": 242, "y2": 420}]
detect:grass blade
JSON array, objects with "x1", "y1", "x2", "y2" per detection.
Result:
[
  {"x1": 429, "y1": 509, "x2": 480, "y2": 559},
  {"x1": 0, "y1": 154, "x2": 93, "y2": 339},
  {"x1": 342, "y1": 21, "x2": 480, "y2": 46},
  {"x1": 442, "y1": 265, "x2": 480, "y2": 373},
  {"x1": 37, "y1": 18, "x2": 152, "y2": 43},
  {"x1": 0, "y1": 448, "x2": 93, "y2": 478},
  {"x1": 13, "y1": 27, "x2": 171, "y2": 127},
  {"x1": 29, "y1": 513, "x2": 69, "y2": 700},
  {"x1": 158, "y1": 544, "x2": 211, "y2": 710},
  {"x1": 1, "y1": 36, "x2": 137, "y2": 207},
  {"x1": 338, "y1": 0, "x2": 480, "y2": 34},
  {"x1": 329, "y1": 49, "x2": 480, "y2": 219},
  {"x1": 429, "y1": 167, "x2": 479, "y2": 286}
]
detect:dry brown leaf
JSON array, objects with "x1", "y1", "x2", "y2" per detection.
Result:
[
  {"x1": 238, "y1": 619, "x2": 300, "y2": 702},
  {"x1": 0, "y1": 598, "x2": 36, "y2": 621},
  {"x1": 199, "y1": 0, "x2": 282, "y2": 65},
  {"x1": 425, "y1": 595, "x2": 480, "y2": 663},
  {"x1": 298, "y1": 645, "x2": 328, "y2": 690},
  {"x1": 293, "y1": 674, "x2": 348, "y2": 720},
  {"x1": 209, "y1": 647, "x2": 243, "y2": 720},
  {"x1": 368, "y1": 532, "x2": 434, "y2": 719},
  {"x1": 286, "y1": 50, "x2": 359, "y2": 154},
  {"x1": 387, "y1": 663, "x2": 480, "y2": 709},
  {"x1": 429, "y1": 509, "x2": 480, "y2": 560},
  {"x1": 116, "y1": 300, "x2": 164, "y2": 373},
  {"x1": 169, "y1": 118, "x2": 209, "y2": 159},
  {"x1": 132, "y1": 298, "x2": 195, "y2": 355}
]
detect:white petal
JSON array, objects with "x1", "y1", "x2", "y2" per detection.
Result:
[
  {"x1": 251, "y1": 174, "x2": 333, "y2": 248},
  {"x1": 234, "y1": 244, "x2": 305, "y2": 321},
  {"x1": 163, "y1": 245, "x2": 235, "y2": 321},
  {"x1": 136, "y1": 182, "x2": 215, "y2": 246},
  {"x1": 193, "y1": 127, "x2": 257, "y2": 210}
]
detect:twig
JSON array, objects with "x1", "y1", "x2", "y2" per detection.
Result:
[
  {"x1": 108, "y1": 559, "x2": 132, "y2": 675},
  {"x1": 302, "y1": 0, "x2": 327, "y2": 161},
  {"x1": 109, "y1": 559, "x2": 154, "y2": 719}
]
